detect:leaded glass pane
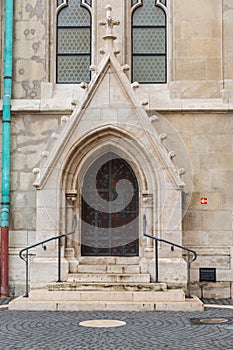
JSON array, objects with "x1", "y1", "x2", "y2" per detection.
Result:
[
  {"x1": 131, "y1": 0, "x2": 138, "y2": 5},
  {"x1": 58, "y1": 0, "x2": 91, "y2": 26},
  {"x1": 132, "y1": 56, "x2": 166, "y2": 83},
  {"x1": 58, "y1": 28, "x2": 90, "y2": 54},
  {"x1": 133, "y1": 28, "x2": 165, "y2": 54},
  {"x1": 57, "y1": 56, "x2": 90, "y2": 83},
  {"x1": 133, "y1": 0, "x2": 165, "y2": 26},
  {"x1": 160, "y1": 0, "x2": 166, "y2": 5},
  {"x1": 57, "y1": 0, "x2": 63, "y2": 6},
  {"x1": 85, "y1": 0, "x2": 92, "y2": 6}
]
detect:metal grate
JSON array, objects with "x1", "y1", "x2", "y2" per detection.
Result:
[{"x1": 190, "y1": 318, "x2": 233, "y2": 325}]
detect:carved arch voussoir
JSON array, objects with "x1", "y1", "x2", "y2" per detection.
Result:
[{"x1": 61, "y1": 126, "x2": 157, "y2": 194}]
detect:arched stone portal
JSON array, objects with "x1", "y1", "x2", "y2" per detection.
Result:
[
  {"x1": 30, "y1": 32, "x2": 188, "y2": 288},
  {"x1": 62, "y1": 126, "x2": 155, "y2": 261},
  {"x1": 81, "y1": 152, "x2": 139, "y2": 256}
]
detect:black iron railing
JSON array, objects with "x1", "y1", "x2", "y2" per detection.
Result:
[
  {"x1": 19, "y1": 215, "x2": 77, "y2": 297},
  {"x1": 143, "y1": 215, "x2": 197, "y2": 298}
]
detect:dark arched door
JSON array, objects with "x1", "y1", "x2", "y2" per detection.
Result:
[{"x1": 81, "y1": 152, "x2": 139, "y2": 256}]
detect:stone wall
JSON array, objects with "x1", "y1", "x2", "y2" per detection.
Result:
[
  {"x1": 6, "y1": 0, "x2": 232, "y2": 102},
  {"x1": 4, "y1": 110, "x2": 233, "y2": 298},
  {"x1": 9, "y1": 114, "x2": 60, "y2": 295},
  {"x1": 0, "y1": 0, "x2": 233, "y2": 297},
  {"x1": 161, "y1": 111, "x2": 233, "y2": 298},
  {"x1": 13, "y1": 0, "x2": 49, "y2": 99},
  {"x1": 223, "y1": 0, "x2": 233, "y2": 101}
]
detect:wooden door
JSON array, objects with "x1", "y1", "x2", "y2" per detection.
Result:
[{"x1": 81, "y1": 153, "x2": 139, "y2": 256}]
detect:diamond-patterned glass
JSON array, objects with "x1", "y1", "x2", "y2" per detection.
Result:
[
  {"x1": 56, "y1": 0, "x2": 91, "y2": 83},
  {"x1": 57, "y1": 0, "x2": 63, "y2": 6},
  {"x1": 160, "y1": 0, "x2": 167, "y2": 5},
  {"x1": 57, "y1": 55, "x2": 90, "y2": 83},
  {"x1": 58, "y1": 28, "x2": 90, "y2": 54},
  {"x1": 133, "y1": 28, "x2": 165, "y2": 54},
  {"x1": 132, "y1": 56, "x2": 166, "y2": 83},
  {"x1": 133, "y1": 0, "x2": 166, "y2": 26},
  {"x1": 58, "y1": 0, "x2": 91, "y2": 26}
]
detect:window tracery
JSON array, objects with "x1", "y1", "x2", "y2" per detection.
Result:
[
  {"x1": 131, "y1": 0, "x2": 167, "y2": 83},
  {"x1": 56, "y1": 0, "x2": 92, "y2": 83}
]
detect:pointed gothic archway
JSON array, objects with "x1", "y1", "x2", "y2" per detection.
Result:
[{"x1": 81, "y1": 152, "x2": 139, "y2": 256}]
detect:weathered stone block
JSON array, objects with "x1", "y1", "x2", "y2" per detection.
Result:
[
  {"x1": 183, "y1": 211, "x2": 203, "y2": 231},
  {"x1": 202, "y1": 211, "x2": 232, "y2": 231}
]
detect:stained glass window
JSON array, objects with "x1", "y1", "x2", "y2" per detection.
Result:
[
  {"x1": 56, "y1": 0, "x2": 91, "y2": 83},
  {"x1": 132, "y1": 0, "x2": 167, "y2": 83}
]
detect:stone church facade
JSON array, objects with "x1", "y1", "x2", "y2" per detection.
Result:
[{"x1": 0, "y1": 0, "x2": 233, "y2": 300}]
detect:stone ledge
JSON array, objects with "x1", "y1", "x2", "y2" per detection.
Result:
[
  {"x1": 9, "y1": 293, "x2": 203, "y2": 312},
  {"x1": 47, "y1": 282, "x2": 167, "y2": 292}
]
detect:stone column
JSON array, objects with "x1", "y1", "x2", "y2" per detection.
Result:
[
  {"x1": 65, "y1": 190, "x2": 77, "y2": 248},
  {"x1": 142, "y1": 192, "x2": 153, "y2": 251}
]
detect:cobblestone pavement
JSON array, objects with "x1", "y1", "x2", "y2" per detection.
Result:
[
  {"x1": 1, "y1": 308, "x2": 233, "y2": 350},
  {"x1": 202, "y1": 298, "x2": 233, "y2": 305},
  {"x1": 0, "y1": 297, "x2": 14, "y2": 305}
]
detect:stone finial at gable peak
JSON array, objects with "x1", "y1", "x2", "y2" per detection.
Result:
[{"x1": 99, "y1": 5, "x2": 120, "y2": 53}]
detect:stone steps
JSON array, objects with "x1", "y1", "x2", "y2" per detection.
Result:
[
  {"x1": 66, "y1": 273, "x2": 150, "y2": 283},
  {"x1": 48, "y1": 282, "x2": 167, "y2": 292},
  {"x1": 78, "y1": 256, "x2": 140, "y2": 265},
  {"x1": 8, "y1": 261, "x2": 204, "y2": 312},
  {"x1": 9, "y1": 290, "x2": 203, "y2": 312},
  {"x1": 77, "y1": 264, "x2": 141, "y2": 274},
  {"x1": 25, "y1": 289, "x2": 186, "y2": 302}
]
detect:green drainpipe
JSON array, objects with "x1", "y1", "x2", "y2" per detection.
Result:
[{"x1": 1, "y1": 0, "x2": 14, "y2": 297}]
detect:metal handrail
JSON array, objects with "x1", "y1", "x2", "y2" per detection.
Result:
[
  {"x1": 143, "y1": 215, "x2": 197, "y2": 298},
  {"x1": 19, "y1": 215, "x2": 77, "y2": 297}
]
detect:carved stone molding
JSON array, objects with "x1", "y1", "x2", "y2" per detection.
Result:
[
  {"x1": 66, "y1": 190, "x2": 77, "y2": 206},
  {"x1": 56, "y1": 0, "x2": 92, "y2": 15},
  {"x1": 131, "y1": 0, "x2": 167, "y2": 14},
  {"x1": 142, "y1": 192, "x2": 153, "y2": 206}
]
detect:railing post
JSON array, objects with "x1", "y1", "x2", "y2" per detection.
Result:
[
  {"x1": 155, "y1": 239, "x2": 159, "y2": 283},
  {"x1": 143, "y1": 225, "x2": 196, "y2": 294},
  {"x1": 19, "y1": 216, "x2": 77, "y2": 297},
  {"x1": 57, "y1": 236, "x2": 62, "y2": 282},
  {"x1": 187, "y1": 252, "x2": 191, "y2": 298},
  {"x1": 24, "y1": 251, "x2": 29, "y2": 298}
]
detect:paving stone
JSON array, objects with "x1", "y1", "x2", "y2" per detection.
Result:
[
  {"x1": 202, "y1": 298, "x2": 233, "y2": 305},
  {"x1": 0, "y1": 298, "x2": 14, "y2": 305},
  {"x1": 1, "y1": 308, "x2": 233, "y2": 349}
]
